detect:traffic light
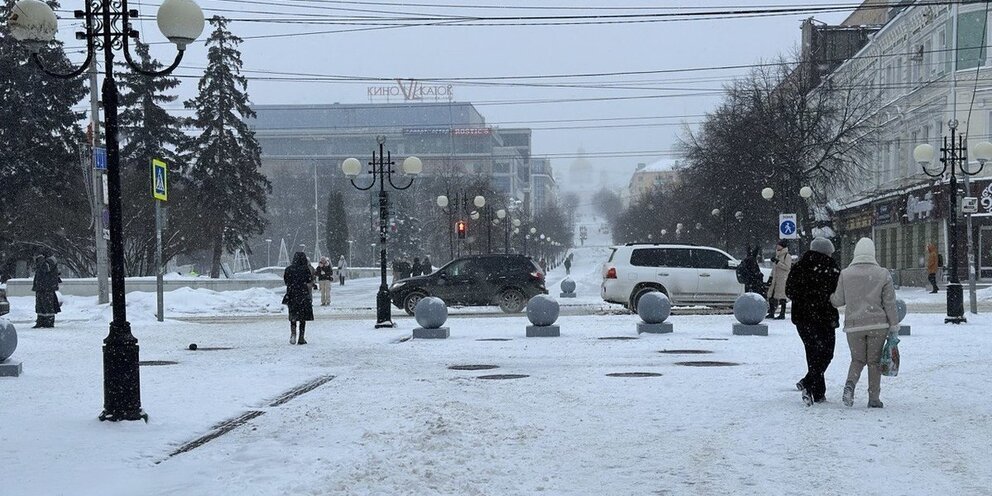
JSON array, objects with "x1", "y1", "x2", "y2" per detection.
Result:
[{"x1": 456, "y1": 220, "x2": 467, "y2": 239}]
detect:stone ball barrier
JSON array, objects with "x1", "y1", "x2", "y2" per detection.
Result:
[
  {"x1": 526, "y1": 295, "x2": 560, "y2": 327},
  {"x1": 414, "y1": 297, "x2": 448, "y2": 329},
  {"x1": 637, "y1": 292, "x2": 671, "y2": 324},
  {"x1": 734, "y1": 293, "x2": 767, "y2": 326},
  {"x1": 0, "y1": 319, "x2": 17, "y2": 362}
]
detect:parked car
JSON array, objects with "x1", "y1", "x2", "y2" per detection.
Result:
[
  {"x1": 601, "y1": 243, "x2": 765, "y2": 311},
  {"x1": 0, "y1": 285, "x2": 9, "y2": 316},
  {"x1": 389, "y1": 254, "x2": 547, "y2": 315}
]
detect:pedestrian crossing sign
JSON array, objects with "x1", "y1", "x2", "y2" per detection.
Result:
[
  {"x1": 152, "y1": 158, "x2": 168, "y2": 201},
  {"x1": 779, "y1": 213, "x2": 798, "y2": 239}
]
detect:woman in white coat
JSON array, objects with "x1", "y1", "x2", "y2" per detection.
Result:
[{"x1": 830, "y1": 237, "x2": 899, "y2": 408}]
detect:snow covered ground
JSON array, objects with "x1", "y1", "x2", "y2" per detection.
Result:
[{"x1": 3, "y1": 220, "x2": 991, "y2": 494}]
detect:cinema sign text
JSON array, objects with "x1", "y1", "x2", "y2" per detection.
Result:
[{"x1": 367, "y1": 79, "x2": 454, "y2": 101}]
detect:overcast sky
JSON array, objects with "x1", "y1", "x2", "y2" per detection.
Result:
[{"x1": 63, "y1": 0, "x2": 855, "y2": 186}]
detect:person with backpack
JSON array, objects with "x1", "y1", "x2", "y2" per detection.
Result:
[
  {"x1": 737, "y1": 246, "x2": 765, "y2": 294},
  {"x1": 785, "y1": 237, "x2": 841, "y2": 406},
  {"x1": 563, "y1": 253, "x2": 573, "y2": 275}
]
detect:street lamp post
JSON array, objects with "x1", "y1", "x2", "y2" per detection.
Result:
[
  {"x1": 8, "y1": 0, "x2": 205, "y2": 422},
  {"x1": 913, "y1": 120, "x2": 992, "y2": 324},
  {"x1": 437, "y1": 192, "x2": 485, "y2": 260},
  {"x1": 346, "y1": 239, "x2": 354, "y2": 267},
  {"x1": 342, "y1": 136, "x2": 422, "y2": 328},
  {"x1": 265, "y1": 238, "x2": 272, "y2": 267}
]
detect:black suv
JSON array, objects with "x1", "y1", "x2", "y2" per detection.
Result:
[{"x1": 389, "y1": 254, "x2": 547, "y2": 315}]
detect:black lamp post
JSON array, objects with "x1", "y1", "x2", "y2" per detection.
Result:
[
  {"x1": 914, "y1": 119, "x2": 992, "y2": 324},
  {"x1": 342, "y1": 136, "x2": 422, "y2": 328},
  {"x1": 8, "y1": 0, "x2": 204, "y2": 421}
]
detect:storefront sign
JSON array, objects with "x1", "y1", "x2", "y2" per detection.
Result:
[
  {"x1": 905, "y1": 190, "x2": 935, "y2": 222},
  {"x1": 402, "y1": 127, "x2": 449, "y2": 136},
  {"x1": 367, "y1": 79, "x2": 454, "y2": 101},
  {"x1": 981, "y1": 182, "x2": 992, "y2": 214},
  {"x1": 452, "y1": 127, "x2": 492, "y2": 136},
  {"x1": 842, "y1": 210, "x2": 873, "y2": 231},
  {"x1": 874, "y1": 201, "x2": 898, "y2": 225}
]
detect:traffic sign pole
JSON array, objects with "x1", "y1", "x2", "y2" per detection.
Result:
[{"x1": 151, "y1": 158, "x2": 168, "y2": 322}]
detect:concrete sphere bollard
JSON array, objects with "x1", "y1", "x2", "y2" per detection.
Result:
[
  {"x1": 560, "y1": 278, "x2": 576, "y2": 294},
  {"x1": 526, "y1": 295, "x2": 560, "y2": 326},
  {"x1": 414, "y1": 297, "x2": 448, "y2": 329},
  {"x1": 895, "y1": 299, "x2": 907, "y2": 324},
  {"x1": 637, "y1": 292, "x2": 671, "y2": 324},
  {"x1": 0, "y1": 319, "x2": 17, "y2": 362},
  {"x1": 734, "y1": 293, "x2": 767, "y2": 325}
]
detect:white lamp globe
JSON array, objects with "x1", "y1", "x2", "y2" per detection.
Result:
[
  {"x1": 513, "y1": 219, "x2": 521, "y2": 227},
  {"x1": 9, "y1": 0, "x2": 57, "y2": 47},
  {"x1": 470, "y1": 210, "x2": 480, "y2": 220},
  {"x1": 402, "y1": 156, "x2": 423, "y2": 175},
  {"x1": 157, "y1": 0, "x2": 206, "y2": 50},
  {"x1": 436, "y1": 195, "x2": 449, "y2": 208},
  {"x1": 473, "y1": 195, "x2": 486, "y2": 208},
  {"x1": 530, "y1": 227, "x2": 537, "y2": 234},
  {"x1": 496, "y1": 209, "x2": 506, "y2": 219},
  {"x1": 676, "y1": 223, "x2": 683, "y2": 230},
  {"x1": 540, "y1": 234, "x2": 545, "y2": 240},
  {"x1": 913, "y1": 144, "x2": 935, "y2": 165},
  {"x1": 661, "y1": 229, "x2": 667, "y2": 235},
  {"x1": 972, "y1": 141, "x2": 992, "y2": 164},
  {"x1": 711, "y1": 208, "x2": 720, "y2": 217},
  {"x1": 514, "y1": 228, "x2": 520, "y2": 234},
  {"x1": 800, "y1": 186, "x2": 813, "y2": 199},
  {"x1": 341, "y1": 158, "x2": 362, "y2": 177},
  {"x1": 761, "y1": 187, "x2": 774, "y2": 200}
]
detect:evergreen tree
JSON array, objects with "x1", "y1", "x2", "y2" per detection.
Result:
[
  {"x1": 325, "y1": 190, "x2": 349, "y2": 262},
  {"x1": 116, "y1": 41, "x2": 192, "y2": 275},
  {"x1": 0, "y1": 0, "x2": 91, "y2": 275},
  {"x1": 182, "y1": 17, "x2": 270, "y2": 278}
]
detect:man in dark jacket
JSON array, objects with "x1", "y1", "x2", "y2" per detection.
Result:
[
  {"x1": 32, "y1": 254, "x2": 61, "y2": 328},
  {"x1": 785, "y1": 237, "x2": 841, "y2": 405},
  {"x1": 738, "y1": 246, "x2": 765, "y2": 294}
]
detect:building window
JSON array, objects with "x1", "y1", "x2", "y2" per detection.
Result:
[{"x1": 957, "y1": 10, "x2": 988, "y2": 70}]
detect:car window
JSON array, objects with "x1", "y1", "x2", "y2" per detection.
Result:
[
  {"x1": 607, "y1": 248, "x2": 617, "y2": 263},
  {"x1": 444, "y1": 259, "x2": 470, "y2": 276},
  {"x1": 630, "y1": 248, "x2": 692, "y2": 268},
  {"x1": 693, "y1": 249, "x2": 731, "y2": 269}
]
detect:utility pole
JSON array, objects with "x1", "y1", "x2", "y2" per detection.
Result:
[
  {"x1": 89, "y1": 60, "x2": 110, "y2": 305},
  {"x1": 314, "y1": 161, "x2": 321, "y2": 262}
]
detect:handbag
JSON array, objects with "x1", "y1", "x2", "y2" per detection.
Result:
[{"x1": 881, "y1": 334, "x2": 900, "y2": 377}]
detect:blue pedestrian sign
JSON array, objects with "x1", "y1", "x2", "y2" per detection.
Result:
[
  {"x1": 151, "y1": 158, "x2": 168, "y2": 201},
  {"x1": 93, "y1": 147, "x2": 107, "y2": 170},
  {"x1": 779, "y1": 213, "x2": 798, "y2": 240}
]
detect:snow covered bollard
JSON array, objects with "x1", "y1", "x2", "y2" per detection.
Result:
[
  {"x1": 411, "y1": 297, "x2": 450, "y2": 339},
  {"x1": 0, "y1": 318, "x2": 22, "y2": 377},
  {"x1": 896, "y1": 299, "x2": 910, "y2": 336},
  {"x1": 526, "y1": 295, "x2": 560, "y2": 337},
  {"x1": 732, "y1": 293, "x2": 768, "y2": 336},
  {"x1": 559, "y1": 277, "x2": 577, "y2": 298},
  {"x1": 636, "y1": 292, "x2": 673, "y2": 334}
]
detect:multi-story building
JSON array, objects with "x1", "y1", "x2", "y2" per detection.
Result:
[
  {"x1": 530, "y1": 157, "x2": 558, "y2": 215},
  {"x1": 625, "y1": 160, "x2": 680, "y2": 207}
]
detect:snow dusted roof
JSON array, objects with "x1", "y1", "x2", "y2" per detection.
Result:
[{"x1": 636, "y1": 159, "x2": 679, "y2": 173}]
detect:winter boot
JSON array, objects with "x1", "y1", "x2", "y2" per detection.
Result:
[
  {"x1": 801, "y1": 385, "x2": 814, "y2": 407},
  {"x1": 795, "y1": 380, "x2": 805, "y2": 391},
  {"x1": 297, "y1": 328, "x2": 307, "y2": 345},
  {"x1": 867, "y1": 399, "x2": 884, "y2": 408},
  {"x1": 774, "y1": 300, "x2": 787, "y2": 320},
  {"x1": 32, "y1": 317, "x2": 43, "y2": 329},
  {"x1": 842, "y1": 381, "x2": 855, "y2": 407},
  {"x1": 290, "y1": 325, "x2": 297, "y2": 345},
  {"x1": 767, "y1": 299, "x2": 777, "y2": 319}
]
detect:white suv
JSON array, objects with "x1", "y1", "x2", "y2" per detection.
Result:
[{"x1": 601, "y1": 244, "x2": 744, "y2": 311}]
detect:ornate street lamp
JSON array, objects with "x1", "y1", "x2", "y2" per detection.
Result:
[
  {"x1": 342, "y1": 136, "x2": 421, "y2": 328},
  {"x1": 914, "y1": 120, "x2": 992, "y2": 324},
  {"x1": 761, "y1": 187, "x2": 775, "y2": 200},
  {"x1": 8, "y1": 0, "x2": 204, "y2": 422}
]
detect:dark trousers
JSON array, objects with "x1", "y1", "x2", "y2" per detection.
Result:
[
  {"x1": 339, "y1": 275, "x2": 345, "y2": 286},
  {"x1": 928, "y1": 273, "x2": 938, "y2": 292},
  {"x1": 796, "y1": 323, "x2": 835, "y2": 401}
]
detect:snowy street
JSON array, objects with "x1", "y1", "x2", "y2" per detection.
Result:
[{"x1": 3, "y1": 226, "x2": 992, "y2": 495}]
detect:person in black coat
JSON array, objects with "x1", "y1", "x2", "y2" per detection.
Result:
[
  {"x1": 32, "y1": 254, "x2": 61, "y2": 328},
  {"x1": 785, "y1": 237, "x2": 841, "y2": 404},
  {"x1": 284, "y1": 252, "x2": 314, "y2": 345},
  {"x1": 738, "y1": 246, "x2": 765, "y2": 294},
  {"x1": 421, "y1": 256, "x2": 432, "y2": 276}
]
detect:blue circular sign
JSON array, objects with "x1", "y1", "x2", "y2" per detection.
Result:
[{"x1": 780, "y1": 220, "x2": 797, "y2": 235}]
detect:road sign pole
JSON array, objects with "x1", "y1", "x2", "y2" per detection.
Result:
[{"x1": 155, "y1": 199, "x2": 163, "y2": 322}]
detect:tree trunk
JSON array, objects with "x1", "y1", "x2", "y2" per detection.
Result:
[{"x1": 210, "y1": 229, "x2": 223, "y2": 279}]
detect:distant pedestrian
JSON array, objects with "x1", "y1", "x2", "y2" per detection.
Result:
[
  {"x1": 539, "y1": 258, "x2": 548, "y2": 273},
  {"x1": 925, "y1": 243, "x2": 939, "y2": 293},
  {"x1": 785, "y1": 237, "x2": 841, "y2": 406},
  {"x1": 31, "y1": 254, "x2": 61, "y2": 328},
  {"x1": 766, "y1": 240, "x2": 792, "y2": 320},
  {"x1": 337, "y1": 255, "x2": 348, "y2": 285},
  {"x1": 737, "y1": 246, "x2": 765, "y2": 294},
  {"x1": 421, "y1": 256, "x2": 432, "y2": 275},
  {"x1": 563, "y1": 253, "x2": 572, "y2": 275},
  {"x1": 412, "y1": 257, "x2": 421, "y2": 278},
  {"x1": 284, "y1": 252, "x2": 314, "y2": 345},
  {"x1": 315, "y1": 256, "x2": 333, "y2": 306},
  {"x1": 831, "y1": 238, "x2": 899, "y2": 408}
]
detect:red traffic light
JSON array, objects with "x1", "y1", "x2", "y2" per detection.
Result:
[{"x1": 456, "y1": 220, "x2": 467, "y2": 239}]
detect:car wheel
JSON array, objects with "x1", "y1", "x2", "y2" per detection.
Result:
[
  {"x1": 403, "y1": 291, "x2": 426, "y2": 316},
  {"x1": 629, "y1": 286, "x2": 664, "y2": 314},
  {"x1": 499, "y1": 288, "x2": 526, "y2": 313}
]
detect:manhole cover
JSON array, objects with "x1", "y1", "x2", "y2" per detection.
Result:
[
  {"x1": 674, "y1": 361, "x2": 740, "y2": 367},
  {"x1": 598, "y1": 336, "x2": 638, "y2": 340},
  {"x1": 448, "y1": 364, "x2": 500, "y2": 371},
  {"x1": 139, "y1": 360, "x2": 178, "y2": 366},
  {"x1": 696, "y1": 338, "x2": 729, "y2": 341},
  {"x1": 476, "y1": 338, "x2": 512, "y2": 342},
  {"x1": 606, "y1": 372, "x2": 663, "y2": 377},
  {"x1": 188, "y1": 347, "x2": 233, "y2": 351},
  {"x1": 477, "y1": 374, "x2": 529, "y2": 380},
  {"x1": 657, "y1": 349, "x2": 713, "y2": 354}
]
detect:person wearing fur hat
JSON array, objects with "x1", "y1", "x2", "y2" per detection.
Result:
[
  {"x1": 785, "y1": 237, "x2": 841, "y2": 405},
  {"x1": 766, "y1": 239, "x2": 792, "y2": 319},
  {"x1": 831, "y1": 238, "x2": 900, "y2": 408},
  {"x1": 315, "y1": 256, "x2": 333, "y2": 306}
]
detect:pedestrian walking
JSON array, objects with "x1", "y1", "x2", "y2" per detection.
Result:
[
  {"x1": 421, "y1": 256, "x2": 432, "y2": 275},
  {"x1": 412, "y1": 257, "x2": 421, "y2": 278},
  {"x1": 539, "y1": 258, "x2": 548, "y2": 273},
  {"x1": 737, "y1": 246, "x2": 765, "y2": 294},
  {"x1": 315, "y1": 256, "x2": 333, "y2": 306},
  {"x1": 31, "y1": 254, "x2": 61, "y2": 328},
  {"x1": 563, "y1": 253, "x2": 572, "y2": 275},
  {"x1": 337, "y1": 255, "x2": 348, "y2": 285},
  {"x1": 283, "y1": 252, "x2": 314, "y2": 345},
  {"x1": 925, "y1": 243, "x2": 939, "y2": 293},
  {"x1": 785, "y1": 237, "x2": 841, "y2": 406},
  {"x1": 830, "y1": 238, "x2": 899, "y2": 408},
  {"x1": 766, "y1": 240, "x2": 792, "y2": 319}
]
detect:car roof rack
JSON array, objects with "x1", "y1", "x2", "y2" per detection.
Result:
[{"x1": 622, "y1": 242, "x2": 698, "y2": 247}]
